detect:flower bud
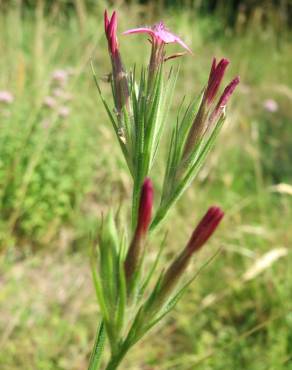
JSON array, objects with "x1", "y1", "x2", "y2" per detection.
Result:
[
  {"x1": 124, "y1": 178, "x2": 153, "y2": 281},
  {"x1": 104, "y1": 10, "x2": 129, "y2": 114},
  {"x1": 185, "y1": 206, "x2": 224, "y2": 254},
  {"x1": 104, "y1": 10, "x2": 118, "y2": 55},
  {"x1": 182, "y1": 58, "x2": 239, "y2": 161},
  {"x1": 210, "y1": 76, "x2": 240, "y2": 122},
  {"x1": 205, "y1": 58, "x2": 229, "y2": 105},
  {"x1": 149, "y1": 206, "x2": 224, "y2": 312}
]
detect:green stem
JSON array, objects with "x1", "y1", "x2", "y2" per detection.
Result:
[
  {"x1": 88, "y1": 321, "x2": 106, "y2": 370},
  {"x1": 104, "y1": 346, "x2": 129, "y2": 370}
]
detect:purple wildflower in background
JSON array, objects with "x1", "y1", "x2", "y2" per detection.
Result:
[
  {"x1": 52, "y1": 88, "x2": 72, "y2": 101},
  {"x1": 43, "y1": 96, "x2": 57, "y2": 108},
  {"x1": 263, "y1": 99, "x2": 278, "y2": 113},
  {"x1": 0, "y1": 91, "x2": 14, "y2": 104},
  {"x1": 58, "y1": 106, "x2": 70, "y2": 118},
  {"x1": 52, "y1": 69, "x2": 68, "y2": 85}
]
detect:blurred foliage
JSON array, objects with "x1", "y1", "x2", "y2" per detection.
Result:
[{"x1": 0, "y1": 0, "x2": 292, "y2": 30}]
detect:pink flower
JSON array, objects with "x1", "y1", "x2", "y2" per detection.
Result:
[
  {"x1": 52, "y1": 88, "x2": 72, "y2": 101},
  {"x1": 43, "y1": 96, "x2": 57, "y2": 108},
  {"x1": 52, "y1": 69, "x2": 68, "y2": 85},
  {"x1": 0, "y1": 91, "x2": 14, "y2": 104},
  {"x1": 263, "y1": 99, "x2": 278, "y2": 113},
  {"x1": 58, "y1": 106, "x2": 70, "y2": 118},
  {"x1": 125, "y1": 178, "x2": 154, "y2": 282},
  {"x1": 123, "y1": 21, "x2": 192, "y2": 53},
  {"x1": 104, "y1": 10, "x2": 118, "y2": 55},
  {"x1": 124, "y1": 21, "x2": 191, "y2": 78},
  {"x1": 186, "y1": 206, "x2": 224, "y2": 254}
]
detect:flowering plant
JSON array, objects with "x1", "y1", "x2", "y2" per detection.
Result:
[{"x1": 89, "y1": 10, "x2": 239, "y2": 370}]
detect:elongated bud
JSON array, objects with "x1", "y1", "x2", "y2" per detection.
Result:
[
  {"x1": 104, "y1": 10, "x2": 118, "y2": 55},
  {"x1": 125, "y1": 178, "x2": 153, "y2": 281},
  {"x1": 185, "y1": 206, "x2": 224, "y2": 254},
  {"x1": 205, "y1": 58, "x2": 229, "y2": 105},
  {"x1": 149, "y1": 206, "x2": 224, "y2": 312},
  {"x1": 182, "y1": 58, "x2": 239, "y2": 162},
  {"x1": 136, "y1": 178, "x2": 153, "y2": 237},
  {"x1": 182, "y1": 59, "x2": 229, "y2": 160},
  {"x1": 104, "y1": 10, "x2": 129, "y2": 114},
  {"x1": 210, "y1": 76, "x2": 240, "y2": 122}
]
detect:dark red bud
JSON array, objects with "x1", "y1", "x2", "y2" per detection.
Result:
[
  {"x1": 205, "y1": 58, "x2": 229, "y2": 105},
  {"x1": 136, "y1": 178, "x2": 153, "y2": 237},
  {"x1": 210, "y1": 76, "x2": 240, "y2": 122},
  {"x1": 104, "y1": 10, "x2": 118, "y2": 55},
  {"x1": 186, "y1": 206, "x2": 224, "y2": 254}
]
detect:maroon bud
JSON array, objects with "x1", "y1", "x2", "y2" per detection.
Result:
[
  {"x1": 145, "y1": 206, "x2": 224, "y2": 313},
  {"x1": 205, "y1": 58, "x2": 229, "y2": 105},
  {"x1": 210, "y1": 76, "x2": 240, "y2": 122},
  {"x1": 136, "y1": 178, "x2": 153, "y2": 237},
  {"x1": 104, "y1": 10, "x2": 130, "y2": 114},
  {"x1": 181, "y1": 58, "x2": 231, "y2": 162},
  {"x1": 125, "y1": 178, "x2": 153, "y2": 282},
  {"x1": 186, "y1": 206, "x2": 224, "y2": 254},
  {"x1": 104, "y1": 10, "x2": 118, "y2": 55}
]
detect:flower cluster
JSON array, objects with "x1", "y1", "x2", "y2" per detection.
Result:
[{"x1": 89, "y1": 10, "x2": 239, "y2": 370}]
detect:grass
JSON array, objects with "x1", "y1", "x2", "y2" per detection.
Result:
[{"x1": 0, "y1": 2, "x2": 292, "y2": 369}]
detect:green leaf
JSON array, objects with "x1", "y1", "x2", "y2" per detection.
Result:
[
  {"x1": 91, "y1": 61, "x2": 133, "y2": 176},
  {"x1": 152, "y1": 115, "x2": 225, "y2": 229},
  {"x1": 115, "y1": 237, "x2": 127, "y2": 336},
  {"x1": 139, "y1": 233, "x2": 167, "y2": 298},
  {"x1": 88, "y1": 321, "x2": 106, "y2": 370}
]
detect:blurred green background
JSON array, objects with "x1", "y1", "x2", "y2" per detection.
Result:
[{"x1": 0, "y1": 0, "x2": 291, "y2": 369}]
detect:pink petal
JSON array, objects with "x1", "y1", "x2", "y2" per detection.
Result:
[
  {"x1": 104, "y1": 10, "x2": 109, "y2": 31},
  {"x1": 123, "y1": 27, "x2": 155, "y2": 37},
  {"x1": 173, "y1": 35, "x2": 192, "y2": 53},
  {"x1": 123, "y1": 23, "x2": 192, "y2": 53}
]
